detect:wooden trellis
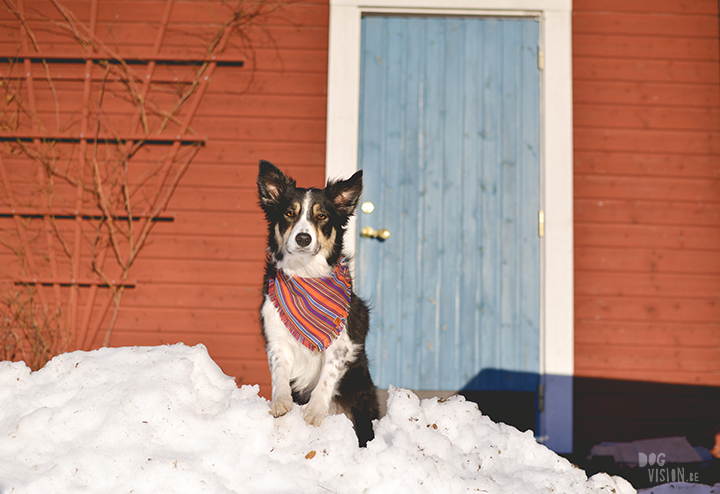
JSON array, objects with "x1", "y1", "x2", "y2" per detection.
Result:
[{"x1": 0, "y1": 0, "x2": 251, "y2": 364}]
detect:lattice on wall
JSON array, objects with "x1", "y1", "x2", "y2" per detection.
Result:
[{"x1": 0, "y1": 0, "x2": 255, "y2": 367}]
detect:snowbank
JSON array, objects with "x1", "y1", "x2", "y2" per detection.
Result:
[{"x1": 0, "y1": 344, "x2": 635, "y2": 493}]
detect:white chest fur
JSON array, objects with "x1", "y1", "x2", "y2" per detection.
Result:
[
  {"x1": 261, "y1": 295, "x2": 323, "y2": 392},
  {"x1": 261, "y1": 294, "x2": 359, "y2": 425}
]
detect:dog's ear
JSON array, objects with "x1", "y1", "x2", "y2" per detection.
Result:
[
  {"x1": 326, "y1": 170, "x2": 363, "y2": 217},
  {"x1": 257, "y1": 160, "x2": 294, "y2": 207}
]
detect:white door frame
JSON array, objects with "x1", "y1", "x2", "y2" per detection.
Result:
[{"x1": 325, "y1": 0, "x2": 574, "y2": 453}]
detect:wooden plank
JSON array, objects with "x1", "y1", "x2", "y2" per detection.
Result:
[
  {"x1": 438, "y1": 16, "x2": 464, "y2": 390},
  {"x1": 499, "y1": 19, "x2": 522, "y2": 385},
  {"x1": 575, "y1": 375, "x2": 720, "y2": 397},
  {"x1": 575, "y1": 294, "x2": 720, "y2": 323},
  {"x1": 0, "y1": 141, "x2": 327, "y2": 169},
  {"x1": 572, "y1": 12, "x2": 719, "y2": 38},
  {"x1": 575, "y1": 320, "x2": 720, "y2": 346},
  {"x1": 203, "y1": 71, "x2": 329, "y2": 95},
  {"x1": 458, "y1": 18, "x2": 483, "y2": 388},
  {"x1": 355, "y1": 14, "x2": 385, "y2": 384},
  {"x1": 150, "y1": 211, "x2": 266, "y2": 236},
  {"x1": 80, "y1": 26, "x2": 327, "y2": 55},
  {"x1": 167, "y1": 189, "x2": 264, "y2": 213},
  {"x1": 574, "y1": 80, "x2": 720, "y2": 107},
  {"x1": 574, "y1": 128, "x2": 718, "y2": 154},
  {"x1": 396, "y1": 17, "x2": 423, "y2": 389},
  {"x1": 573, "y1": 104, "x2": 720, "y2": 131},
  {"x1": 382, "y1": 15, "x2": 411, "y2": 388},
  {"x1": 575, "y1": 246, "x2": 720, "y2": 274},
  {"x1": 189, "y1": 115, "x2": 328, "y2": 142},
  {"x1": 575, "y1": 222, "x2": 720, "y2": 249},
  {"x1": 417, "y1": 16, "x2": 444, "y2": 390},
  {"x1": 574, "y1": 151, "x2": 720, "y2": 179},
  {"x1": 572, "y1": 34, "x2": 719, "y2": 61},
  {"x1": 574, "y1": 175, "x2": 720, "y2": 203},
  {"x1": 575, "y1": 368, "x2": 720, "y2": 389},
  {"x1": 138, "y1": 234, "x2": 266, "y2": 261},
  {"x1": 22, "y1": 87, "x2": 328, "y2": 118},
  {"x1": 0, "y1": 1, "x2": 326, "y2": 25},
  {"x1": 478, "y1": 18, "x2": 504, "y2": 387},
  {"x1": 112, "y1": 307, "x2": 260, "y2": 333},
  {"x1": 120, "y1": 283, "x2": 263, "y2": 311},
  {"x1": 573, "y1": 58, "x2": 719, "y2": 84},
  {"x1": 10, "y1": 113, "x2": 324, "y2": 144},
  {"x1": 575, "y1": 344, "x2": 720, "y2": 373},
  {"x1": 574, "y1": 369, "x2": 720, "y2": 387},
  {"x1": 6, "y1": 17, "x2": 328, "y2": 51},
  {"x1": 129, "y1": 258, "x2": 264, "y2": 284},
  {"x1": 575, "y1": 393, "x2": 720, "y2": 421},
  {"x1": 575, "y1": 199, "x2": 720, "y2": 227},
  {"x1": 573, "y1": 0, "x2": 720, "y2": 15},
  {"x1": 109, "y1": 331, "x2": 266, "y2": 360},
  {"x1": 575, "y1": 271, "x2": 720, "y2": 297}
]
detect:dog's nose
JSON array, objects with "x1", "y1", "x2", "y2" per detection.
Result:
[{"x1": 295, "y1": 233, "x2": 312, "y2": 247}]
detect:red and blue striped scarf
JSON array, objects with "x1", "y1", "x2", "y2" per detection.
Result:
[{"x1": 268, "y1": 259, "x2": 352, "y2": 352}]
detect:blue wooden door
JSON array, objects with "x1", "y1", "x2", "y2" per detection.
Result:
[{"x1": 356, "y1": 15, "x2": 541, "y2": 394}]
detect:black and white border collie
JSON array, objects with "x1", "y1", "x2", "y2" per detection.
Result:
[{"x1": 256, "y1": 160, "x2": 379, "y2": 447}]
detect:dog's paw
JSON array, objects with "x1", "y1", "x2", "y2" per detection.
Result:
[
  {"x1": 302, "y1": 404, "x2": 327, "y2": 427},
  {"x1": 269, "y1": 397, "x2": 293, "y2": 417}
]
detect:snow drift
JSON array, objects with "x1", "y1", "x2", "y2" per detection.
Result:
[{"x1": 0, "y1": 344, "x2": 636, "y2": 493}]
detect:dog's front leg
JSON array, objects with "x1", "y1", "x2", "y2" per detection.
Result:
[
  {"x1": 303, "y1": 331, "x2": 356, "y2": 426},
  {"x1": 262, "y1": 298, "x2": 294, "y2": 417},
  {"x1": 267, "y1": 342, "x2": 294, "y2": 417}
]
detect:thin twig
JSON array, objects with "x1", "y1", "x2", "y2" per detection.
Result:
[{"x1": 91, "y1": 64, "x2": 126, "y2": 271}]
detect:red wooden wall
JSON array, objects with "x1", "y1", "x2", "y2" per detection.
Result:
[
  {"x1": 108, "y1": 1, "x2": 329, "y2": 397},
  {"x1": 111, "y1": 0, "x2": 329, "y2": 397},
  {"x1": 0, "y1": 0, "x2": 329, "y2": 397},
  {"x1": 572, "y1": 0, "x2": 720, "y2": 450},
  {"x1": 573, "y1": 0, "x2": 720, "y2": 385}
]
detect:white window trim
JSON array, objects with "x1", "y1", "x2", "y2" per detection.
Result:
[{"x1": 325, "y1": 0, "x2": 574, "y2": 402}]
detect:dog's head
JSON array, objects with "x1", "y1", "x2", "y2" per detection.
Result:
[{"x1": 257, "y1": 160, "x2": 362, "y2": 274}]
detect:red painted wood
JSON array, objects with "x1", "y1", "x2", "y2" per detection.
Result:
[
  {"x1": 574, "y1": 104, "x2": 720, "y2": 131},
  {"x1": 575, "y1": 271, "x2": 720, "y2": 298},
  {"x1": 574, "y1": 81, "x2": 720, "y2": 107},
  {"x1": 575, "y1": 199, "x2": 720, "y2": 227},
  {"x1": 574, "y1": 152, "x2": 719, "y2": 178},
  {"x1": 575, "y1": 320, "x2": 720, "y2": 347},
  {"x1": 0, "y1": 0, "x2": 330, "y2": 398},
  {"x1": 573, "y1": 0, "x2": 719, "y2": 15},
  {"x1": 573, "y1": 0, "x2": 720, "y2": 406},
  {"x1": 575, "y1": 175, "x2": 720, "y2": 202},
  {"x1": 573, "y1": 11, "x2": 719, "y2": 37},
  {"x1": 573, "y1": 34, "x2": 720, "y2": 61},
  {"x1": 575, "y1": 246, "x2": 720, "y2": 274}
]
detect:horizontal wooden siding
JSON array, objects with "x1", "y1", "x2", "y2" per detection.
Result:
[{"x1": 0, "y1": 0, "x2": 330, "y2": 397}]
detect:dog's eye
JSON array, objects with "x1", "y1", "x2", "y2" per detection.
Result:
[
  {"x1": 285, "y1": 210, "x2": 295, "y2": 218},
  {"x1": 317, "y1": 213, "x2": 327, "y2": 221}
]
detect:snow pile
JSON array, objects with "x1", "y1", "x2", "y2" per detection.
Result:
[{"x1": 0, "y1": 344, "x2": 635, "y2": 493}]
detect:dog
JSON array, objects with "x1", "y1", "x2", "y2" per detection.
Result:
[{"x1": 256, "y1": 160, "x2": 379, "y2": 447}]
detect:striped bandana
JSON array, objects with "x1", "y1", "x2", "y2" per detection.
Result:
[{"x1": 268, "y1": 259, "x2": 352, "y2": 352}]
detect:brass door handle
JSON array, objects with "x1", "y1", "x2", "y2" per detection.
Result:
[{"x1": 361, "y1": 226, "x2": 391, "y2": 240}]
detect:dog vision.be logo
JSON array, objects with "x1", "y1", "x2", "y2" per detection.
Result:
[{"x1": 639, "y1": 452, "x2": 700, "y2": 484}]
